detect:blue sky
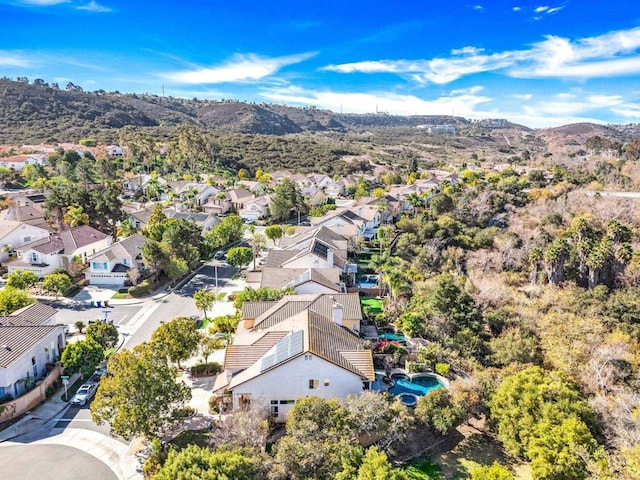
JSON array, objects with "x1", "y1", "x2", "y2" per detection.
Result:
[{"x1": 1, "y1": 0, "x2": 639, "y2": 128}]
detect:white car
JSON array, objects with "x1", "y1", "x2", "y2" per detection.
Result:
[{"x1": 70, "y1": 381, "x2": 98, "y2": 406}]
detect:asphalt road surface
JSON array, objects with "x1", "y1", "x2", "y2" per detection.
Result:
[{"x1": 0, "y1": 444, "x2": 118, "y2": 480}]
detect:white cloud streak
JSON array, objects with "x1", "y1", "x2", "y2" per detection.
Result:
[
  {"x1": 323, "y1": 26, "x2": 640, "y2": 84},
  {"x1": 76, "y1": 1, "x2": 112, "y2": 12},
  {"x1": 162, "y1": 52, "x2": 315, "y2": 84},
  {"x1": 0, "y1": 51, "x2": 31, "y2": 67}
]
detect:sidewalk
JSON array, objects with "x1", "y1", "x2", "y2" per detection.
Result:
[
  {"x1": 0, "y1": 373, "x2": 79, "y2": 443},
  {"x1": 0, "y1": 376, "x2": 143, "y2": 480}
]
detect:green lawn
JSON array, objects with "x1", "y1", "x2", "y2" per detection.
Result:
[
  {"x1": 361, "y1": 297, "x2": 383, "y2": 315},
  {"x1": 402, "y1": 460, "x2": 441, "y2": 479}
]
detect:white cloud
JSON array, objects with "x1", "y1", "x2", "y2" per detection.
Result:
[
  {"x1": 512, "y1": 93, "x2": 533, "y2": 100},
  {"x1": 472, "y1": 5, "x2": 483, "y2": 11},
  {"x1": 611, "y1": 103, "x2": 640, "y2": 119},
  {"x1": 76, "y1": 1, "x2": 112, "y2": 12},
  {"x1": 512, "y1": 6, "x2": 521, "y2": 11},
  {"x1": 534, "y1": 6, "x2": 549, "y2": 13},
  {"x1": 162, "y1": 52, "x2": 315, "y2": 84},
  {"x1": 259, "y1": 84, "x2": 629, "y2": 128},
  {"x1": 15, "y1": 0, "x2": 69, "y2": 4},
  {"x1": 546, "y1": 6, "x2": 564, "y2": 14},
  {"x1": 260, "y1": 85, "x2": 493, "y2": 118},
  {"x1": 323, "y1": 26, "x2": 640, "y2": 84},
  {"x1": 0, "y1": 51, "x2": 31, "y2": 68}
]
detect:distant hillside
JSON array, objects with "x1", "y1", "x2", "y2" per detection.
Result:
[{"x1": 0, "y1": 78, "x2": 637, "y2": 175}]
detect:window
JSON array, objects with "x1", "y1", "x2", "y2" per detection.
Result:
[
  {"x1": 304, "y1": 354, "x2": 312, "y2": 361},
  {"x1": 23, "y1": 236, "x2": 31, "y2": 243},
  {"x1": 309, "y1": 379, "x2": 319, "y2": 389},
  {"x1": 279, "y1": 400, "x2": 295, "y2": 405},
  {"x1": 270, "y1": 405, "x2": 279, "y2": 417},
  {"x1": 103, "y1": 262, "x2": 108, "y2": 270},
  {"x1": 324, "y1": 379, "x2": 330, "y2": 387},
  {"x1": 30, "y1": 253, "x2": 38, "y2": 263},
  {"x1": 31, "y1": 356, "x2": 36, "y2": 366}
]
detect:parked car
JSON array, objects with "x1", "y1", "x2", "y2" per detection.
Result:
[
  {"x1": 214, "y1": 250, "x2": 225, "y2": 260},
  {"x1": 93, "y1": 365, "x2": 108, "y2": 379},
  {"x1": 70, "y1": 381, "x2": 98, "y2": 406}
]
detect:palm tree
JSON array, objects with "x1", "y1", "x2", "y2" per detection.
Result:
[{"x1": 63, "y1": 206, "x2": 89, "y2": 228}]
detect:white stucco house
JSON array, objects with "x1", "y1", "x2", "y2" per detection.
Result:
[
  {"x1": 0, "y1": 154, "x2": 48, "y2": 172},
  {"x1": 7, "y1": 225, "x2": 112, "y2": 278},
  {"x1": 0, "y1": 220, "x2": 51, "y2": 263},
  {"x1": 0, "y1": 303, "x2": 66, "y2": 400},
  {"x1": 84, "y1": 233, "x2": 147, "y2": 286},
  {"x1": 216, "y1": 293, "x2": 372, "y2": 421},
  {"x1": 238, "y1": 195, "x2": 271, "y2": 221}
]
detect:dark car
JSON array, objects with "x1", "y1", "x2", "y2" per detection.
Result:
[{"x1": 214, "y1": 250, "x2": 225, "y2": 260}]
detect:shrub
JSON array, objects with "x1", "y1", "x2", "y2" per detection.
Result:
[
  {"x1": 374, "y1": 341, "x2": 408, "y2": 355},
  {"x1": 435, "y1": 362, "x2": 451, "y2": 377},
  {"x1": 190, "y1": 362, "x2": 223, "y2": 376},
  {"x1": 128, "y1": 279, "x2": 153, "y2": 297}
]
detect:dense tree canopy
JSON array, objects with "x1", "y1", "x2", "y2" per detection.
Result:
[{"x1": 91, "y1": 342, "x2": 191, "y2": 440}]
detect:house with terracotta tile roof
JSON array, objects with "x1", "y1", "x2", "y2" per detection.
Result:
[
  {"x1": 0, "y1": 154, "x2": 48, "y2": 172},
  {"x1": 6, "y1": 225, "x2": 112, "y2": 278},
  {"x1": 215, "y1": 293, "x2": 373, "y2": 421}
]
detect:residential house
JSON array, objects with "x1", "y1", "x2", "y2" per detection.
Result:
[
  {"x1": 248, "y1": 267, "x2": 343, "y2": 294},
  {"x1": 127, "y1": 209, "x2": 153, "y2": 230},
  {"x1": 163, "y1": 209, "x2": 220, "y2": 234},
  {"x1": 238, "y1": 195, "x2": 271, "y2": 221},
  {"x1": 325, "y1": 180, "x2": 346, "y2": 198},
  {"x1": 0, "y1": 303, "x2": 66, "y2": 400},
  {"x1": 217, "y1": 293, "x2": 372, "y2": 420},
  {"x1": 2, "y1": 204, "x2": 50, "y2": 231},
  {"x1": 84, "y1": 233, "x2": 147, "y2": 286},
  {"x1": 266, "y1": 226, "x2": 352, "y2": 273},
  {"x1": 0, "y1": 154, "x2": 48, "y2": 172},
  {"x1": 0, "y1": 220, "x2": 51, "y2": 263},
  {"x1": 7, "y1": 225, "x2": 112, "y2": 278},
  {"x1": 204, "y1": 188, "x2": 253, "y2": 215},
  {"x1": 106, "y1": 145, "x2": 124, "y2": 157}
]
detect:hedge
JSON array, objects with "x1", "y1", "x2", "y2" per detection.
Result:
[{"x1": 190, "y1": 362, "x2": 223, "y2": 377}]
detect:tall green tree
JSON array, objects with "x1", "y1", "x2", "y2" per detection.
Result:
[
  {"x1": 0, "y1": 287, "x2": 35, "y2": 314},
  {"x1": 151, "y1": 316, "x2": 201, "y2": 368},
  {"x1": 61, "y1": 339, "x2": 104, "y2": 378},
  {"x1": 142, "y1": 239, "x2": 169, "y2": 280},
  {"x1": 153, "y1": 446, "x2": 264, "y2": 480},
  {"x1": 488, "y1": 366, "x2": 598, "y2": 480},
  {"x1": 270, "y1": 178, "x2": 307, "y2": 222},
  {"x1": 6, "y1": 269, "x2": 38, "y2": 290},
  {"x1": 91, "y1": 342, "x2": 191, "y2": 440},
  {"x1": 264, "y1": 225, "x2": 284, "y2": 246},
  {"x1": 193, "y1": 289, "x2": 216, "y2": 319},
  {"x1": 42, "y1": 272, "x2": 72, "y2": 300},
  {"x1": 85, "y1": 321, "x2": 119, "y2": 349},
  {"x1": 226, "y1": 246, "x2": 253, "y2": 268}
]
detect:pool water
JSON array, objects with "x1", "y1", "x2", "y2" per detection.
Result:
[
  {"x1": 388, "y1": 373, "x2": 445, "y2": 397},
  {"x1": 379, "y1": 332, "x2": 408, "y2": 342}
]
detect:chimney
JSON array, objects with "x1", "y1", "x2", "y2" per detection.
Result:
[
  {"x1": 327, "y1": 249, "x2": 334, "y2": 266},
  {"x1": 335, "y1": 224, "x2": 341, "y2": 235},
  {"x1": 332, "y1": 299, "x2": 343, "y2": 326}
]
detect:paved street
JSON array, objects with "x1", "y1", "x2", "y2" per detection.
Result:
[
  {"x1": 0, "y1": 258, "x2": 244, "y2": 480},
  {"x1": 0, "y1": 444, "x2": 118, "y2": 480}
]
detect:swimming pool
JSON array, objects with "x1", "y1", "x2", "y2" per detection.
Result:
[
  {"x1": 358, "y1": 274, "x2": 379, "y2": 288},
  {"x1": 388, "y1": 373, "x2": 446, "y2": 398},
  {"x1": 379, "y1": 332, "x2": 408, "y2": 342}
]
